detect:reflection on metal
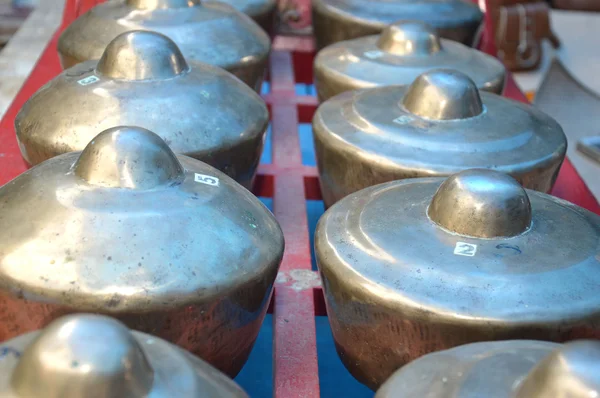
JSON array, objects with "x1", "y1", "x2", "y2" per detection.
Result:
[
  {"x1": 313, "y1": 69, "x2": 567, "y2": 207},
  {"x1": 0, "y1": 127, "x2": 285, "y2": 377},
  {"x1": 0, "y1": 314, "x2": 248, "y2": 397},
  {"x1": 377, "y1": 340, "x2": 600, "y2": 398},
  {"x1": 57, "y1": 0, "x2": 270, "y2": 91},
  {"x1": 427, "y1": 170, "x2": 532, "y2": 238},
  {"x1": 314, "y1": 21, "x2": 505, "y2": 102},
  {"x1": 312, "y1": 0, "x2": 483, "y2": 50},
  {"x1": 316, "y1": 169, "x2": 600, "y2": 390},
  {"x1": 16, "y1": 31, "x2": 269, "y2": 190}
]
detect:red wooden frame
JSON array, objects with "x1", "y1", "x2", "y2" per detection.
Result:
[{"x1": 0, "y1": 1, "x2": 597, "y2": 397}]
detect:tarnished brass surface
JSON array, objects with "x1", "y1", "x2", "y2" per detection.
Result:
[
  {"x1": 315, "y1": 169, "x2": 600, "y2": 390},
  {"x1": 0, "y1": 127, "x2": 285, "y2": 377},
  {"x1": 377, "y1": 340, "x2": 600, "y2": 398},
  {"x1": 314, "y1": 21, "x2": 505, "y2": 102},
  {"x1": 219, "y1": 0, "x2": 276, "y2": 33},
  {"x1": 0, "y1": 314, "x2": 248, "y2": 397},
  {"x1": 16, "y1": 31, "x2": 269, "y2": 190},
  {"x1": 312, "y1": 0, "x2": 483, "y2": 50},
  {"x1": 313, "y1": 69, "x2": 567, "y2": 208},
  {"x1": 57, "y1": 0, "x2": 270, "y2": 91}
]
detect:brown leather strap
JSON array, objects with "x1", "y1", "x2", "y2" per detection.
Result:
[
  {"x1": 553, "y1": 0, "x2": 600, "y2": 12},
  {"x1": 493, "y1": 1, "x2": 559, "y2": 71},
  {"x1": 497, "y1": 2, "x2": 551, "y2": 42}
]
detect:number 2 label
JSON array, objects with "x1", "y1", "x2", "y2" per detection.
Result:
[
  {"x1": 194, "y1": 173, "x2": 220, "y2": 187},
  {"x1": 454, "y1": 242, "x2": 477, "y2": 257}
]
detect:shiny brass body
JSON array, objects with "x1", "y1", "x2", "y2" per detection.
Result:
[
  {"x1": 57, "y1": 0, "x2": 270, "y2": 91},
  {"x1": 314, "y1": 21, "x2": 505, "y2": 102},
  {"x1": 0, "y1": 127, "x2": 285, "y2": 377},
  {"x1": 0, "y1": 314, "x2": 248, "y2": 397},
  {"x1": 315, "y1": 169, "x2": 600, "y2": 390},
  {"x1": 377, "y1": 340, "x2": 600, "y2": 398},
  {"x1": 313, "y1": 69, "x2": 567, "y2": 208},
  {"x1": 221, "y1": 0, "x2": 276, "y2": 33},
  {"x1": 16, "y1": 31, "x2": 269, "y2": 190},
  {"x1": 312, "y1": 0, "x2": 483, "y2": 50}
]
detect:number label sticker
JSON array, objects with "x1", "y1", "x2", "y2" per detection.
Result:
[
  {"x1": 77, "y1": 75, "x2": 100, "y2": 86},
  {"x1": 364, "y1": 50, "x2": 384, "y2": 59},
  {"x1": 454, "y1": 242, "x2": 477, "y2": 257},
  {"x1": 0, "y1": 346, "x2": 20, "y2": 360},
  {"x1": 194, "y1": 173, "x2": 220, "y2": 187},
  {"x1": 393, "y1": 115, "x2": 415, "y2": 125}
]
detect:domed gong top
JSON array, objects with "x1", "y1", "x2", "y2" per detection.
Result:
[
  {"x1": 0, "y1": 127, "x2": 285, "y2": 376},
  {"x1": 312, "y1": 0, "x2": 483, "y2": 49},
  {"x1": 17, "y1": 31, "x2": 269, "y2": 190},
  {"x1": 377, "y1": 340, "x2": 600, "y2": 398},
  {"x1": 312, "y1": 69, "x2": 567, "y2": 207},
  {"x1": 0, "y1": 314, "x2": 248, "y2": 397},
  {"x1": 315, "y1": 169, "x2": 600, "y2": 389},
  {"x1": 314, "y1": 21, "x2": 505, "y2": 101},
  {"x1": 57, "y1": 0, "x2": 271, "y2": 91}
]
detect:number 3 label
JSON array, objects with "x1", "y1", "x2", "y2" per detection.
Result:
[
  {"x1": 77, "y1": 75, "x2": 100, "y2": 86},
  {"x1": 364, "y1": 50, "x2": 384, "y2": 59},
  {"x1": 194, "y1": 173, "x2": 219, "y2": 187},
  {"x1": 454, "y1": 242, "x2": 477, "y2": 257}
]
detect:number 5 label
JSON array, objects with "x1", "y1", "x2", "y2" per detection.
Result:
[
  {"x1": 194, "y1": 173, "x2": 220, "y2": 187},
  {"x1": 454, "y1": 242, "x2": 477, "y2": 257}
]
